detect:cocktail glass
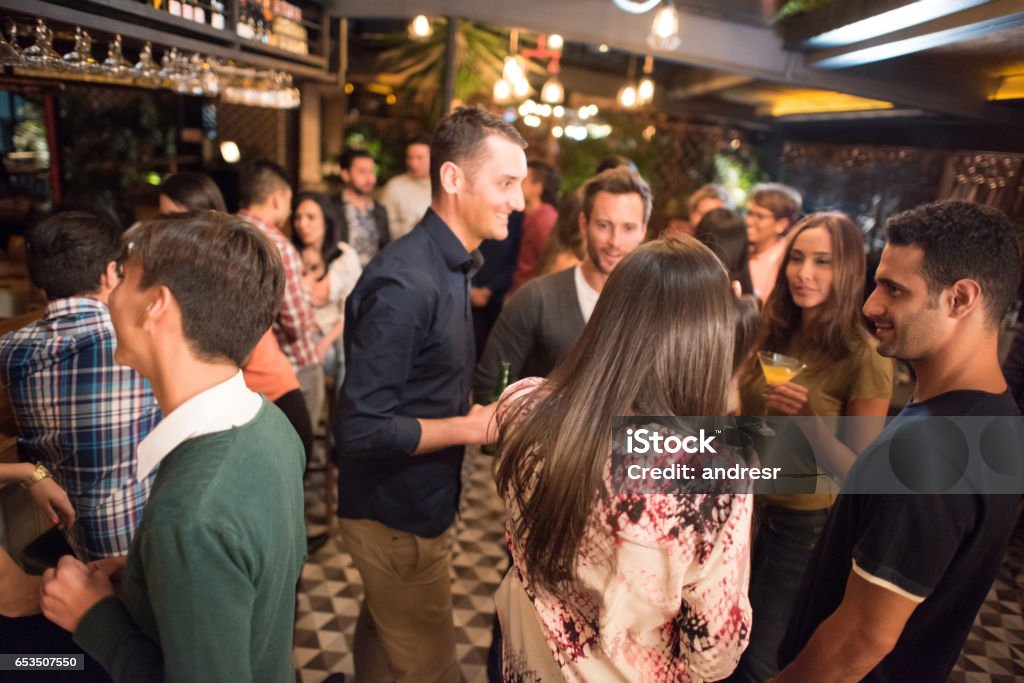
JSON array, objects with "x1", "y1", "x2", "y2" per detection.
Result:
[{"x1": 757, "y1": 351, "x2": 806, "y2": 386}]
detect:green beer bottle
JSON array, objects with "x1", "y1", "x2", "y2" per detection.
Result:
[{"x1": 480, "y1": 360, "x2": 511, "y2": 455}]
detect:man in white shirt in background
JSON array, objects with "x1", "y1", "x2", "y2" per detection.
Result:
[{"x1": 380, "y1": 134, "x2": 432, "y2": 240}]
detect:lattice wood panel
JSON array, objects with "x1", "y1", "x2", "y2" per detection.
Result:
[
  {"x1": 780, "y1": 142, "x2": 949, "y2": 245},
  {"x1": 938, "y1": 153, "x2": 1024, "y2": 221},
  {"x1": 218, "y1": 103, "x2": 296, "y2": 172}
]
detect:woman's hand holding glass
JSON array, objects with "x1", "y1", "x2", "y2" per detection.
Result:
[{"x1": 763, "y1": 381, "x2": 813, "y2": 416}]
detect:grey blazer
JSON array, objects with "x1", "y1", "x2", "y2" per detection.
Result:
[{"x1": 473, "y1": 267, "x2": 585, "y2": 403}]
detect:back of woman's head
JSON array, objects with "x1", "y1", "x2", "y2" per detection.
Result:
[
  {"x1": 496, "y1": 235, "x2": 735, "y2": 591},
  {"x1": 695, "y1": 208, "x2": 752, "y2": 294},
  {"x1": 560, "y1": 235, "x2": 735, "y2": 417},
  {"x1": 733, "y1": 294, "x2": 762, "y2": 374},
  {"x1": 160, "y1": 172, "x2": 227, "y2": 213},
  {"x1": 761, "y1": 211, "x2": 868, "y2": 359}
]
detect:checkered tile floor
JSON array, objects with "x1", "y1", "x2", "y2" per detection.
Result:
[{"x1": 295, "y1": 445, "x2": 1024, "y2": 683}]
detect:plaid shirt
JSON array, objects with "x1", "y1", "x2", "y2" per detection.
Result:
[
  {"x1": 0, "y1": 298, "x2": 161, "y2": 560},
  {"x1": 240, "y1": 211, "x2": 319, "y2": 369}
]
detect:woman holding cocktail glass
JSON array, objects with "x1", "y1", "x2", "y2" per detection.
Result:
[{"x1": 731, "y1": 212, "x2": 893, "y2": 683}]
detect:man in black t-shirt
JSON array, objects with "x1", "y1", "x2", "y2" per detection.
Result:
[{"x1": 774, "y1": 201, "x2": 1023, "y2": 683}]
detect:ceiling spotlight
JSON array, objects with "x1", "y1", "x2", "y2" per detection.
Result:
[
  {"x1": 598, "y1": 44, "x2": 609, "y2": 53},
  {"x1": 408, "y1": 15, "x2": 433, "y2": 40},
  {"x1": 648, "y1": 1, "x2": 681, "y2": 50}
]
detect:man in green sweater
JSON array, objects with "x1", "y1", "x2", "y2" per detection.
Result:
[{"x1": 39, "y1": 212, "x2": 307, "y2": 682}]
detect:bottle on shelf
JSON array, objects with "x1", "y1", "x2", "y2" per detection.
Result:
[
  {"x1": 480, "y1": 360, "x2": 511, "y2": 455},
  {"x1": 210, "y1": 0, "x2": 225, "y2": 30},
  {"x1": 181, "y1": 0, "x2": 194, "y2": 21},
  {"x1": 236, "y1": 0, "x2": 255, "y2": 38},
  {"x1": 168, "y1": 0, "x2": 182, "y2": 17},
  {"x1": 151, "y1": 0, "x2": 164, "y2": 10},
  {"x1": 193, "y1": 0, "x2": 206, "y2": 25}
]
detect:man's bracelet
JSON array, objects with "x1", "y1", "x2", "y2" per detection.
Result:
[{"x1": 21, "y1": 463, "x2": 52, "y2": 489}]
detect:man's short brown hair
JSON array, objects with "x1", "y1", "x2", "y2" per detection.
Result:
[
  {"x1": 581, "y1": 167, "x2": 654, "y2": 224},
  {"x1": 430, "y1": 106, "x2": 527, "y2": 199},
  {"x1": 687, "y1": 183, "x2": 731, "y2": 217},
  {"x1": 749, "y1": 183, "x2": 802, "y2": 224},
  {"x1": 122, "y1": 212, "x2": 284, "y2": 366},
  {"x1": 238, "y1": 160, "x2": 292, "y2": 209}
]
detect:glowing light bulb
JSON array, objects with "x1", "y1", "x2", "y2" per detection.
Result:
[
  {"x1": 494, "y1": 79, "x2": 513, "y2": 104},
  {"x1": 540, "y1": 76, "x2": 564, "y2": 104},
  {"x1": 617, "y1": 83, "x2": 638, "y2": 109},
  {"x1": 502, "y1": 56, "x2": 525, "y2": 84},
  {"x1": 648, "y1": 2, "x2": 681, "y2": 50},
  {"x1": 409, "y1": 15, "x2": 433, "y2": 40},
  {"x1": 638, "y1": 77, "x2": 654, "y2": 104}
]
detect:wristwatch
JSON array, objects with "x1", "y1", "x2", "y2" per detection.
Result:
[{"x1": 21, "y1": 463, "x2": 52, "y2": 489}]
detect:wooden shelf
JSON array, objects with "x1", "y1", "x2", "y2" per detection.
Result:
[
  {"x1": 75, "y1": 0, "x2": 237, "y2": 45},
  {"x1": 238, "y1": 38, "x2": 326, "y2": 68},
  {"x1": 0, "y1": 0, "x2": 334, "y2": 82}
]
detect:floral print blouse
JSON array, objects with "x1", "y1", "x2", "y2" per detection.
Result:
[{"x1": 495, "y1": 378, "x2": 753, "y2": 682}]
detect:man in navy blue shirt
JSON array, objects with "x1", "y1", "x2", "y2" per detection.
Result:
[
  {"x1": 334, "y1": 107, "x2": 527, "y2": 683},
  {"x1": 775, "y1": 200, "x2": 1022, "y2": 682}
]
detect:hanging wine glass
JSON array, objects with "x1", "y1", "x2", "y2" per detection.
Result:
[
  {"x1": 0, "y1": 20, "x2": 22, "y2": 66},
  {"x1": 102, "y1": 34, "x2": 131, "y2": 77},
  {"x1": 159, "y1": 47, "x2": 184, "y2": 89},
  {"x1": 134, "y1": 42, "x2": 159, "y2": 82},
  {"x1": 62, "y1": 27, "x2": 96, "y2": 72},
  {"x1": 21, "y1": 19, "x2": 62, "y2": 71}
]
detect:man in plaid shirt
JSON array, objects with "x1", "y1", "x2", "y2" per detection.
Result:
[
  {"x1": 0, "y1": 212, "x2": 161, "y2": 561},
  {"x1": 237, "y1": 160, "x2": 324, "y2": 430}
]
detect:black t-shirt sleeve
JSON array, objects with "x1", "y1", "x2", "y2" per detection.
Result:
[{"x1": 851, "y1": 494, "x2": 972, "y2": 599}]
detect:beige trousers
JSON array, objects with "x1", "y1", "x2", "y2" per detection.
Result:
[{"x1": 338, "y1": 517, "x2": 459, "y2": 683}]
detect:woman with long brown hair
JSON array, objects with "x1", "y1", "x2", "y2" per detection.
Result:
[
  {"x1": 492, "y1": 236, "x2": 753, "y2": 682},
  {"x1": 732, "y1": 212, "x2": 893, "y2": 683}
]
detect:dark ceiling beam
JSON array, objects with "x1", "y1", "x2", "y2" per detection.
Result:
[
  {"x1": 668, "y1": 74, "x2": 755, "y2": 99},
  {"x1": 781, "y1": 0, "x2": 993, "y2": 49},
  {"x1": 807, "y1": 0, "x2": 1024, "y2": 68},
  {"x1": 659, "y1": 97, "x2": 772, "y2": 131},
  {"x1": 325, "y1": 0, "x2": 1022, "y2": 126}
]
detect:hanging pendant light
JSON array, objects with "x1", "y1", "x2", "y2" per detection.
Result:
[
  {"x1": 617, "y1": 54, "x2": 639, "y2": 109},
  {"x1": 617, "y1": 83, "x2": 638, "y2": 109},
  {"x1": 648, "y1": 1, "x2": 681, "y2": 50},
  {"x1": 512, "y1": 76, "x2": 530, "y2": 99},
  {"x1": 408, "y1": 15, "x2": 433, "y2": 40},
  {"x1": 540, "y1": 76, "x2": 564, "y2": 104},
  {"x1": 637, "y1": 55, "x2": 655, "y2": 105},
  {"x1": 493, "y1": 78, "x2": 513, "y2": 104}
]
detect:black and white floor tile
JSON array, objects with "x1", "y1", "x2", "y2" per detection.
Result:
[{"x1": 295, "y1": 445, "x2": 1024, "y2": 683}]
